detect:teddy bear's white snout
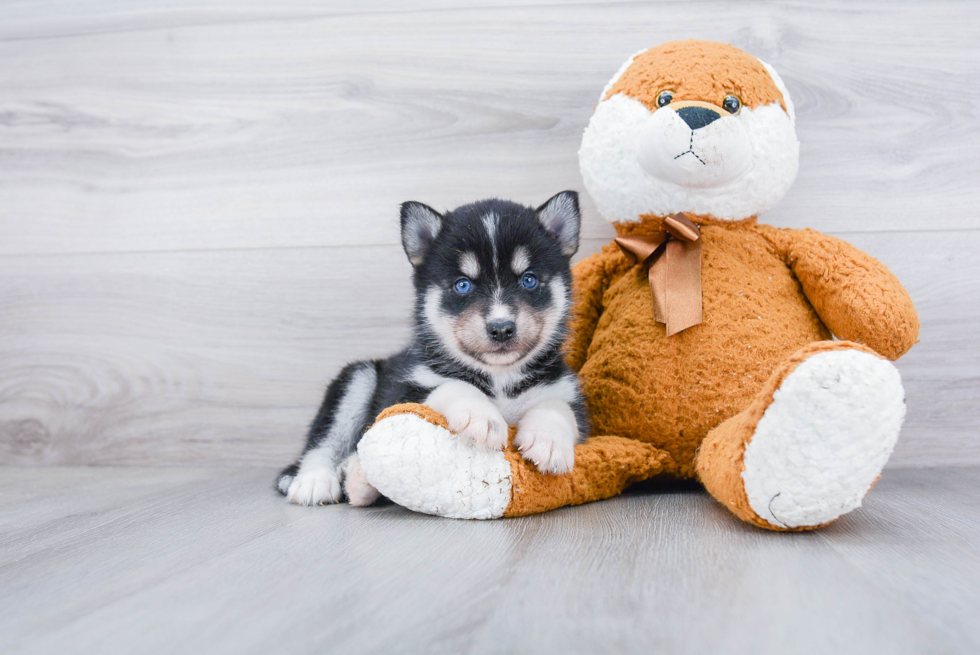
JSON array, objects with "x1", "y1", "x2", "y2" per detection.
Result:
[{"x1": 636, "y1": 107, "x2": 753, "y2": 189}]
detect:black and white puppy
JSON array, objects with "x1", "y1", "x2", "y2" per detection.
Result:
[{"x1": 277, "y1": 192, "x2": 588, "y2": 506}]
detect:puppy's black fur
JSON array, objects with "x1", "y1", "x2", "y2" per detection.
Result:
[{"x1": 277, "y1": 192, "x2": 587, "y2": 500}]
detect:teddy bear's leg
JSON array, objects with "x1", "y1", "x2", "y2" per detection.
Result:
[
  {"x1": 357, "y1": 403, "x2": 672, "y2": 519},
  {"x1": 696, "y1": 341, "x2": 906, "y2": 531}
]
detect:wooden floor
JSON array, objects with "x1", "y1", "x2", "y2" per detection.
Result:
[{"x1": 1, "y1": 466, "x2": 977, "y2": 655}]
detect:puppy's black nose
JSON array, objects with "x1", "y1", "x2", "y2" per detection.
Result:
[
  {"x1": 677, "y1": 106, "x2": 721, "y2": 130},
  {"x1": 487, "y1": 320, "x2": 516, "y2": 343}
]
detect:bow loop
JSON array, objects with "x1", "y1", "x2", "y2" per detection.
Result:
[
  {"x1": 662, "y1": 213, "x2": 701, "y2": 242},
  {"x1": 614, "y1": 213, "x2": 703, "y2": 336},
  {"x1": 613, "y1": 233, "x2": 667, "y2": 266}
]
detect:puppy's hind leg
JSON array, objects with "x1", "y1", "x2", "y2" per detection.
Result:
[{"x1": 279, "y1": 361, "x2": 379, "y2": 506}]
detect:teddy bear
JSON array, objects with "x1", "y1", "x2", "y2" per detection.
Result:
[{"x1": 354, "y1": 39, "x2": 919, "y2": 530}]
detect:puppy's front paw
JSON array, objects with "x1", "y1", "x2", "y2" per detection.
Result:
[
  {"x1": 287, "y1": 466, "x2": 343, "y2": 506},
  {"x1": 444, "y1": 402, "x2": 509, "y2": 451},
  {"x1": 515, "y1": 405, "x2": 577, "y2": 475}
]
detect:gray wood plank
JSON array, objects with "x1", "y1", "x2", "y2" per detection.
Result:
[
  {"x1": 1, "y1": 466, "x2": 977, "y2": 654},
  {"x1": 0, "y1": 230, "x2": 975, "y2": 468},
  {"x1": 0, "y1": 1, "x2": 978, "y2": 257},
  {"x1": 818, "y1": 469, "x2": 980, "y2": 648}
]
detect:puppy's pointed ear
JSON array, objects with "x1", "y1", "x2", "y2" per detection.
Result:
[
  {"x1": 400, "y1": 202, "x2": 443, "y2": 266},
  {"x1": 536, "y1": 190, "x2": 581, "y2": 257}
]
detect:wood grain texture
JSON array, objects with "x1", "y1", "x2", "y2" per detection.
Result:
[
  {"x1": 0, "y1": 231, "x2": 975, "y2": 467},
  {"x1": 1, "y1": 0, "x2": 979, "y2": 255},
  {"x1": 0, "y1": 0, "x2": 977, "y2": 466},
  {"x1": 1, "y1": 466, "x2": 978, "y2": 654}
]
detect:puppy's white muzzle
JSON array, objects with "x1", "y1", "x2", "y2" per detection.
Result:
[{"x1": 636, "y1": 108, "x2": 752, "y2": 189}]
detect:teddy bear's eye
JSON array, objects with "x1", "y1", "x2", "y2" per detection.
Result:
[
  {"x1": 723, "y1": 94, "x2": 742, "y2": 114},
  {"x1": 657, "y1": 90, "x2": 674, "y2": 108}
]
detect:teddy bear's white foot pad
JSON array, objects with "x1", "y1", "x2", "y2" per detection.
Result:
[
  {"x1": 742, "y1": 349, "x2": 905, "y2": 529},
  {"x1": 358, "y1": 412, "x2": 513, "y2": 519}
]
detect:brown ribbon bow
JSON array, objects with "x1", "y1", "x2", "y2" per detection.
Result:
[{"x1": 615, "y1": 213, "x2": 703, "y2": 336}]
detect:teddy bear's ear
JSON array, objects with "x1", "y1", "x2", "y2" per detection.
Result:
[
  {"x1": 536, "y1": 190, "x2": 581, "y2": 257},
  {"x1": 400, "y1": 201, "x2": 443, "y2": 266}
]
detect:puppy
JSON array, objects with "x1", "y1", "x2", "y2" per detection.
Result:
[{"x1": 277, "y1": 192, "x2": 588, "y2": 506}]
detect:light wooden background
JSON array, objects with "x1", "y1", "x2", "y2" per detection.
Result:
[{"x1": 1, "y1": 0, "x2": 977, "y2": 468}]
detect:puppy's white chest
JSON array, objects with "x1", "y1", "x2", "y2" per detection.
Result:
[
  {"x1": 490, "y1": 376, "x2": 579, "y2": 425},
  {"x1": 492, "y1": 393, "x2": 531, "y2": 425}
]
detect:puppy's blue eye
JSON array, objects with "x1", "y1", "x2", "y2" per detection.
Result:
[
  {"x1": 454, "y1": 278, "x2": 472, "y2": 294},
  {"x1": 520, "y1": 273, "x2": 538, "y2": 290}
]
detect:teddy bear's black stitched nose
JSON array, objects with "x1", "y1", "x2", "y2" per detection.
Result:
[{"x1": 677, "y1": 106, "x2": 721, "y2": 130}]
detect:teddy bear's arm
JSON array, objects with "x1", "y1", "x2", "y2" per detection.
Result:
[
  {"x1": 564, "y1": 246, "x2": 622, "y2": 372},
  {"x1": 780, "y1": 228, "x2": 919, "y2": 360}
]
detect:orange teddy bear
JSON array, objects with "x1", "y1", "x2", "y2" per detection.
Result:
[{"x1": 357, "y1": 40, "x2": 919, "y2": 530}]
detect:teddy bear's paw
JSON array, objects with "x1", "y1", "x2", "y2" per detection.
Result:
[
  {"x1": 358, "y1": 408, "x2": 513, "y2": 519},
  {"x1": 515, "y1": 402, "x2": 578, "y2": 475},
  {"x1": 741, "y1": 348, "x2": 905, "y2": 529},
  {"x1": 286, "y1": 465, "x2": 343, "y2": 507},
  {"x1": 443, "y1": 400, "x2": 509, "y2": 452},
  {"x1": 341, "y1": 453, "x2": 381, "y2": 507}
]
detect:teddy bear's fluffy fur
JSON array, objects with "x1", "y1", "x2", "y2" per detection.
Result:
[
  {"x1": 568, "y1": 214, "x2": 918, "y2": 482},
  {"x1": 355, "y1": 40, "x2": 919, "y2": 530}
]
